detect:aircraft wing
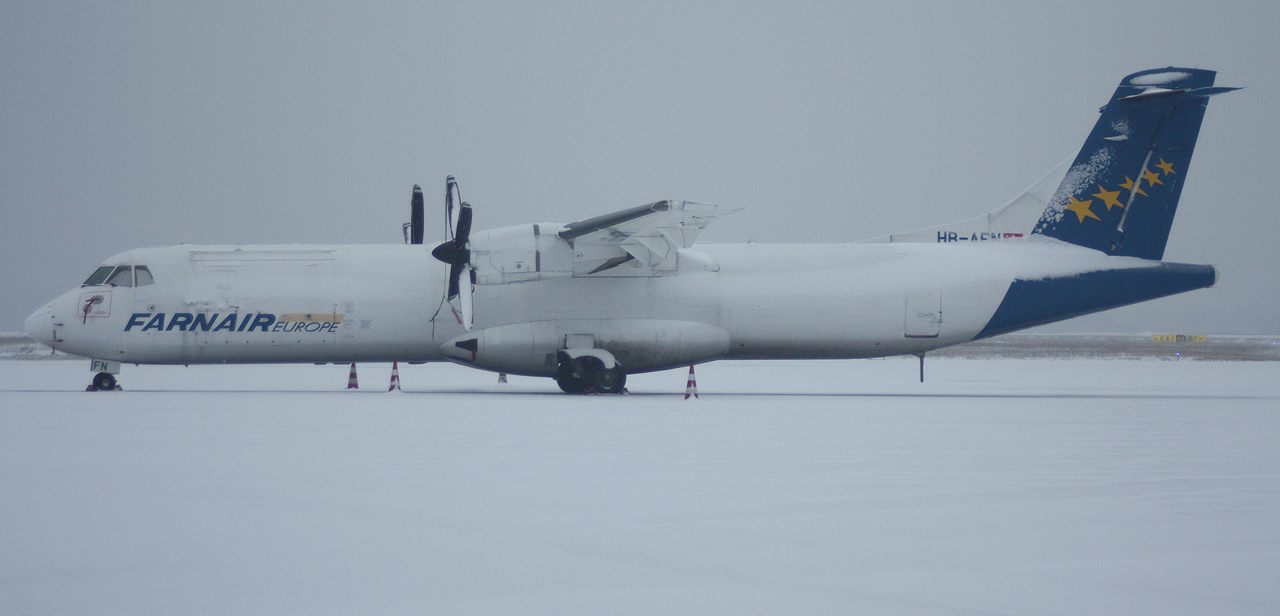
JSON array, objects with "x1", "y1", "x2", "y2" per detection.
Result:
[{"x1": 556, "y1": 200, "x2": 739, "y2": 273}]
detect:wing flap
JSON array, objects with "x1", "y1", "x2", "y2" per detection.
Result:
[{"x1": 560, "y1": 200, "x2": 739, "y2": 275}]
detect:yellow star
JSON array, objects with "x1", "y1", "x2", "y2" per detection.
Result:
[
  {"x1": 1092, "y1": 185, "x2": 1124, "y2": 210},
  {"x1": 1155, "y1": 158, "x2": 1177, "y2": 176},
  {"x1": 1142, "y1": 169, "x2": 1164, "y2": 186},
  {"x1": 1064, "y1": 195, "x2": 1099, "y2": 223},
  {"x1": 1119, "y1": 176, "x2": 1148, "y2": 197}
]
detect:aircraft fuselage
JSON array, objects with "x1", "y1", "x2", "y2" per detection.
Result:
[{"x1": 26, "y1": 239, "x2": 1212, "y2": 377}]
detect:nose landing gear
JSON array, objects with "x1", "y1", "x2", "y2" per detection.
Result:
[
  {"x1": 88, "y1": 372, "x2": 120, "y2": 391},
  {"x1": 86, "y1": 359, "x2": 123, "y2": 391}
]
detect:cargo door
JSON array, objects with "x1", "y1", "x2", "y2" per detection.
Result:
[{"x1": 904, "y1": 290, "x2": 941, "y2": 338}]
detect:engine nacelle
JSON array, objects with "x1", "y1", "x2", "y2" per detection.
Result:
[
  {"x1": 441, "y1": 319, "x2": 731, "y2": 376},
  {"x1": 467, "y1": 224, "x2": 574, "y2": 285}
]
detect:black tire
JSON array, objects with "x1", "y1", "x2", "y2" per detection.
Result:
[
  {"x1": 589, "y1": 363, "x2": 626, "y2": 394},
  {"x1": 556, "y1": 376, "x2": 580, "y2": 393},
  {"x1": 556, "y1": 356, "x2": 590, "y2": 393},
  {"x1": 555, "y1": 355, "x2": 626, "y2": 394},
  {"x1": 92, "y1": 372, "x2": 116, "y2": 391}
]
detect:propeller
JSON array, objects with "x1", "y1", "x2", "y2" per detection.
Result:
[
  {"x1": 431, "y1": 176, "x2": 474, "y2": 330},
  {"x1": 406, "y1": 184, "x2": 424, "y2": 244}
]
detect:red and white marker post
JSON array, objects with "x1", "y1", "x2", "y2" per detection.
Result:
[{"x1": 388, "y1": 361, "x2": 401, "y2": 391}]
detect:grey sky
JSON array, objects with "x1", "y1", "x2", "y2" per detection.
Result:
[{"x1": 4, "y1": 1, "x2": 1278, "y2": 334}]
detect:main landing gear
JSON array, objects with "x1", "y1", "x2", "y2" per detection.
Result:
[{"x1": 556, "y1": 353, "x2": 626, "y2": 394}]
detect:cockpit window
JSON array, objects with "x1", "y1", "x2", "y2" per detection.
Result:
[
  {"x1": 105, "y1": 265, "x2": 133, "y2": 287},
  {"x1": 134, "y1": 265, "x2": 154, "y2": 286},
  {"x1": 82, "y1": 266, "x2": 115, "y2": 286}
]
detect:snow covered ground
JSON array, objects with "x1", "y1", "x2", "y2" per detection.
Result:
[{"x1": 3, "y1": 357, "x2": 1278, "y2": 615}]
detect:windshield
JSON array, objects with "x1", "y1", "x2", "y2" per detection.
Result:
[
  {"x1": 82, "y1": 266, "x2": 115, "y2": 286},
  {"x1": 105, "y1": 265, "x2": 133, "y2": 287},
  {"x1": 134, "y1": 265, "x2": 153, "y2": 286}
]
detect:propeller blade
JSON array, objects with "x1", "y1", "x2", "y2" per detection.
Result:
[
  {"x1": 456, "y1": 202, "x2": 472, "y2": 245},
  {"x1": 445, "y1": 175, "x2": 456, "y2": 240},
  {"x1": 409, "y1": 185, "x2": 424, "y2": 244},
  {"x1": 460, "y1": 267, "x2": 473, "y2": 331},
  {"x1": 446, "y1": 262, "x2": 463, "y2": 299}
]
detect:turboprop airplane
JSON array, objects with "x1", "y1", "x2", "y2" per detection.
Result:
[{"x1": 25, "y1": 67, "x2": 1236, "y2": 393}]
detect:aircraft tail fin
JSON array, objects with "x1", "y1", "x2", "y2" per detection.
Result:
[{"x1": 1032, "y1": 68, "x2": 1238, "y2": 260}]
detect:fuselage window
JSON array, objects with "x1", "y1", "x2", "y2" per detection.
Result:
[
  {"x1": 134, "y1": 265, "x2": 154, "y2": 286},
  {"x1": 105, "y1": 265, "x2": 133, "y2": 287},
  {"x1": 82, "y1": 266, "x2": 115, "y2": 286}
]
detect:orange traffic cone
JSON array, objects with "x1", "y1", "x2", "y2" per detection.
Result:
[
  {"x1": 388, "y1": 361, "x2": 401, "y2": 391},
  {"x1": 684, "y1": 364, "x2": 699, "y2": 399},
  {"x1": 346, "y1": 363, "x2": 358, "y2": 389}
]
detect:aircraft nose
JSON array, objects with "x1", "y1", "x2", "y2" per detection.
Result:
[{"x1": 24, "y1": 302, "x2": 55, "y2": 347}]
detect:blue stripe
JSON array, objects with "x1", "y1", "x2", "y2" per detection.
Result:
[{"x1": 975, "y1": 263, "x2": 1217, "y2": 340}]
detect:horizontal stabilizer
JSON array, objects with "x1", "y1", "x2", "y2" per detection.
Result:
[{"x1": 1120, "y1": 85, "x2": 1241, "y2": 104}]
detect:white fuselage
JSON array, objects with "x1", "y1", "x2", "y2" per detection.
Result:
[{"x1": 26, "y1": 238, "x2": 1156, "y2": 374}]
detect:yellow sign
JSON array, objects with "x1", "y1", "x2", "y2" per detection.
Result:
[{"x1": 1152, "y1": 335, "x2": 1205, "y2": 342}]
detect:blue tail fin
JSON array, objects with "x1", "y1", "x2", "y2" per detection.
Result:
[{"x1": 1032, "y1": 68, "x2": 1237, "y2": 260}]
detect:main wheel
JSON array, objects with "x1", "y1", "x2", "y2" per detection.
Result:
[
  {"x1": 556, "y1": 356, "x2": 626, "y2": 394},
  {"x1": 556, "y1": 356, "x2": 592, "y2": 393},
  {"x1": 556, "y1": 377, "x2": 579, "y2": 393},
  {"x1": 588, "y1": 363, "x2": 626, "y2": 394},
  {"x1": 92, "y1": 372, "x2": 116, "y2": 391}
]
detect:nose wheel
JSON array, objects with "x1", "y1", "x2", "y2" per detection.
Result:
[{"x1": 89, "y1": 372, "x2": 119, "y2": 391}]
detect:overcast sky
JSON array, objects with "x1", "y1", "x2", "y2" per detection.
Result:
[{"x1": 3, "y1": 1, "x2": 1277, "y2": 334}]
